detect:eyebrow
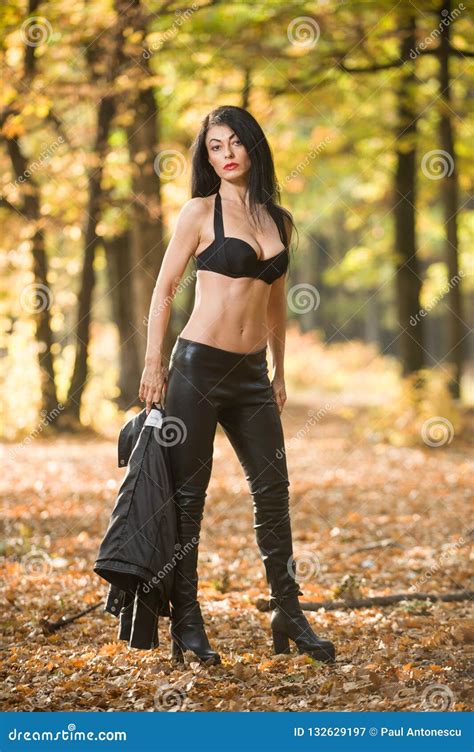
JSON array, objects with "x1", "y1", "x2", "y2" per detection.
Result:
[{"x1": 208, "y1": 132, "x2": 237, "y2": 143}]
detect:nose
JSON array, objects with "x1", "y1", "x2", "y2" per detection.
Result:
[{"x1": 224, "y1": 143, "x2": 234, "y2": 159}]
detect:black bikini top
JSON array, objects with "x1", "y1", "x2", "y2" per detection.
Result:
[{"x1": 194, "y1": 191, "x2": 289, "y2": 285}]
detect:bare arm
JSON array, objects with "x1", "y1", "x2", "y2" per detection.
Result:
[
  {"x1": 267, "y1": 215, "x2": 292, "y2": 413},
  {"x1": 139, "y1": 198, "x2": 204, "y2": 412}
]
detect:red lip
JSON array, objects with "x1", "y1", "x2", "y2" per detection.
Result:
[{"x1": 224, "y1": 163, "x2": 239, "y2": 170}]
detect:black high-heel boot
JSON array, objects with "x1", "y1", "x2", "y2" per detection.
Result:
[
  {"x1": 251, "y1": 477, "x2": 336, "y2": 663},
  {"x1": 168, "y1": 497, "x2": 221, "y2": 665},
  {"x1": 270, "y1": 595, "x2": 335, "y2": 663},
  {"x1": 169, "y1": 602, "x2": 221, "y2": 665}
]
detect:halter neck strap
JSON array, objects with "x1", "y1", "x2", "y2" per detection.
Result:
[{"x1": 213, "y1": 191, "x2": 225, "y2": 246}]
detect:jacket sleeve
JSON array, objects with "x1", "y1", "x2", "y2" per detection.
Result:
[{"x1": 117, "y1": 410, "x2": 147, "y2": 467}]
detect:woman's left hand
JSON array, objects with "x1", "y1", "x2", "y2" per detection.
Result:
[{"x1": 271, "y1": 374, "x2": 287, "y2": 414}]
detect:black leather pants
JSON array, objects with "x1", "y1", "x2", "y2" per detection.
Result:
[{"x1": 164, "y1": 335, "x2": 303, "y2": 616}]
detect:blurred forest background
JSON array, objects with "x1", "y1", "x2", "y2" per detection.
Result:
[
  {"x1": 1, "y1": 0, "x2": 473, "y2": 713},
  {"x1": 0, "y1": 0, "x2": 472, "y2": 438}
]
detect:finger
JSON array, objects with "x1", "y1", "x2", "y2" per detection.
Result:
[
  {"x1": 145, "y1": 389, "x2": 153, "y2": 414},
  {"x1": 151, "y1": 386, "x2": 162, "y2": 407},
  {"x1": 140, "y1": 381, "x2": 149, "y2": 402}
]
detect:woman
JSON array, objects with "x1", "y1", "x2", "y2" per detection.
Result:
[{"x1": 139, "y1": 105, "x2": 335, "y2": 666}]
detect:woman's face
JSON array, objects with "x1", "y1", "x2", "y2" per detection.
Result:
[{"x1": 205, "y1": 124, "x2": 251, "y2": 182}]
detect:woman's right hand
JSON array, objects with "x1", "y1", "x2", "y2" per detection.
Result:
[{"x1": 139, "y1": 360, "x2": 169, "y2": 414}]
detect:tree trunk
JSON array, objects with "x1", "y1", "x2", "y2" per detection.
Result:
[
  {"x1": 63, "y1": 94, "x2": 116, "y2": 424},
  {"x1": 241, "y1": 67, "x2": 251, "y2": 109},
  {"x1": 438, "y1": 0, "x2": 465, "y2": 398},
  {"x1": 104, "y1": 232, "x2": 142, "y2": 409},
  {"x1": 6, "y1": 138, "x2": 59, "y2": 417},
  {"x1": 2, "y1": 0, "x2": 59, "y2": 420},
  {"x1": 394, "y1": 16, "x2": 424, "y2": 376},
  {"x1": 126, "y1": 82, "x2": 166, "y2": 363}
]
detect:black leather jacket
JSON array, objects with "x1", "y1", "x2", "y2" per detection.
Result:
[{"x1": 94, "y1": 405, "x2": 177, "y2": 649}]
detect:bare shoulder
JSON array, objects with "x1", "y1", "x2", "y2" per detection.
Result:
[
  {"x1": 177, "y1": 196, "x2": 210, "y2": 221},
  {"x1": 176, "y1": 196, "x2": 214, "y2": 245},
  {"x1": 178, "y1": 195, "x2": 214, "y2": 232}
]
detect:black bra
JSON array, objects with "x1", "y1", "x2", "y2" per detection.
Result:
[{"x1": 194, "y1": 191, "x2": 289, "y2": 285}]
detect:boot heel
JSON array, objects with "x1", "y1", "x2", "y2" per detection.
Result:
[
  {"x1": 171, "y1": 639, "x2": 184, "y2": 663},
  {"x1": 272, "y1": 629, "x2": 291, "y2": 654}
]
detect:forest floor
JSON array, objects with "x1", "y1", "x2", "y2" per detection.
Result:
[{"x1": 2, "y1": 388, "x2": 472, "y2": 713}]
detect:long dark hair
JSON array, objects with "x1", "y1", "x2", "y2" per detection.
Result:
[{"x1": 190, "y1": 105, "x2": 297, "y2": 259}]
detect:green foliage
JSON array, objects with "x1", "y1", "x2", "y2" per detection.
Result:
[{"x1": 0, "y1": 0, "x2": 472, "y2": 435}]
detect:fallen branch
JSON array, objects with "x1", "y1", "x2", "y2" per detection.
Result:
[
  {"x1": 351, "y1": 538, "x2": 401, "y2": 553},
  {"x1": 256, "y1": 590, "x2": 474, "y2": 613},
  {"x1": 40, "y1": 601, "x2": 104, "y2": 634}
]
